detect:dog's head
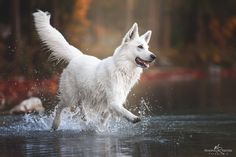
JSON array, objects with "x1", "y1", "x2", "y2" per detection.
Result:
[{"x1": 119, "y1": 23, "x2": 156, "y2": 69}]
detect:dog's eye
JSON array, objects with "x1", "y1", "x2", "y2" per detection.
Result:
[{"x1": 138, "y1": 45, "x2": 143, "y2": 49}]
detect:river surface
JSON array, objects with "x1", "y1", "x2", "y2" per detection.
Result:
[{"x1": 0, "y1": 78, "x2": 236, "y2": 157}]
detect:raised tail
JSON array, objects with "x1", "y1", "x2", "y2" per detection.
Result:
[{"x1": 33, "y1": 10, "x2": 82, "y2": 63}]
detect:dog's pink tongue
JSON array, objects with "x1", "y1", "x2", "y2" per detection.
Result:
[{"x1": 143, "y1": 61, "x2": 149, "y2": 68}]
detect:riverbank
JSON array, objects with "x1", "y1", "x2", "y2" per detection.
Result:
[{"x1": 1, "y1": 67, "x2": 236, "y2": 109}]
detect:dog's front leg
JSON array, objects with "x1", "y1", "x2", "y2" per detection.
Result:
[
  {"x1": 111, "y1": 104, "x2": 141, "y2": 123},
  {"x1": 106, "y1": 83, "x2": 141, "y2": 123}
]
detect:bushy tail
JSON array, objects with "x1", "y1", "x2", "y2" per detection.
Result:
[{"x1": 33, "y1": 10, "x2": 82, "y2": 63}]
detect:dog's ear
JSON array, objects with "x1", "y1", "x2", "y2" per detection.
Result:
[
  {"x1": 122, "y1": 23, "x2": 139, "y2": 44},
  {"x1": 141, "y1": 30, "x2": 152, "y2": 44}
]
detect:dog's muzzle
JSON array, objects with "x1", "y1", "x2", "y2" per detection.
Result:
[{"x1": 135, "y1": 55, "x2": 156, "y2": 68}]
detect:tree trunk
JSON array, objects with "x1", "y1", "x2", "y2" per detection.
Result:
[
  {"x1": 52, "y1": 0, "x2": 59, "y2": 28},
  {"x1": 9, "y1": 0, "x2": 21, "y2": 61},
  {"x1": 28, "y1": 0, "x2": 35, "y2": 43},
  {"x1": 162, "y1": 0, "x2": 172, "y2": 49},
  {"x1": 93, "y1": 1, "x2": 104, "y2": 42},
  {"x1": 126, "y1": 0, "x2": 134, "y2": 29},
  {"x1": 148, "y1": 0, "x2": 160, "y2": 49},
  {"x1": 196, "y1": 10, "x2": 205, "y2": 50}
]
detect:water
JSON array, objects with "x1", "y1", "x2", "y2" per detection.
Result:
[
  {"x1": 0, "y1": 114, "x2": 235, "y2": 157},
  {"x1": 0, "y1": 78, "x2": 236, "y2": 157}
]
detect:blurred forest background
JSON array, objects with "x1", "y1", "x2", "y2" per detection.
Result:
[
  {"x1": 1, "y1": 0, "x2": 236, "y2": 77},
  {"x1": 0, "y1": 0, "x2": 236, "y2": 108}
]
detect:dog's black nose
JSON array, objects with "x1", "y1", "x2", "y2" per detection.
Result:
[{"x1": 150, "y1": 54, "x2": 156, "y2": 60}]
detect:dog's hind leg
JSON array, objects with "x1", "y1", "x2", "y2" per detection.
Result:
[
  {"x1": 70, "y1": 105, "x2": 77, "y2": 112},
  {"x1": 101, "y1": 111, "x2": 110, "y2": 126},
  {"x1": 79, "y1": 105, "x2": 87, "y2": 121},
  {"x1": 72, "y1": 104, "x2": 87, "y2": 121},
  {"x1": 51, "y1": 102, "x2": 64, "y2": 130}
]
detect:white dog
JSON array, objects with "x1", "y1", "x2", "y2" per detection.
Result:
[{"x1": 33, "y1": 10, "x2": 156, "y2": 130}]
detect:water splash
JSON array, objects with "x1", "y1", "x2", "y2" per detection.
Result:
[
  {"x1": 0, "y1": 99, "x2": 153, "y2": 136},
  {"x1": 131, "y1": 97, "x2": 153, "y2": 117}
]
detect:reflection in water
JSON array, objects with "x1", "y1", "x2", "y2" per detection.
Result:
[
  {"x1": 0, "y1": 115, "x2": 235, "y2": 157},
  {"x1": 129, "y1": 78, "x2": 236, "y2": 115}
]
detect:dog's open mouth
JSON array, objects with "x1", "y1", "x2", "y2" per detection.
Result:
[{"x1": 135, "y1": 57, "x2": 152, "y2": 68}]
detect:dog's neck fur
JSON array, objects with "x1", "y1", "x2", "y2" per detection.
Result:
[
  {"x1": 113, "y1": 45, "x2": 141, "y2": 71},
  {"x1": 111, "y1": 45, "x2": 143, "y2": 89}
]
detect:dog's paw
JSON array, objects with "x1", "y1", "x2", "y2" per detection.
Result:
[
  {"x1": 132, "y1": 117, "x2": 141, "y2": 123},
  {"x1": 50, "y1": 128, "x2": 56, "y2": 132}
]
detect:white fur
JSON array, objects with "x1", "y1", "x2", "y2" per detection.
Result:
[
  {"x1": 33, "y1": 10, "x2": 156, "y2": 130},
  {"x1": 33, "y1": 10, "x2": 82, "y2": 63}
]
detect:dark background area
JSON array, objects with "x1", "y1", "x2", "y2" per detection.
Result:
[
  {"x1": 0, "y1": 0, "x2": 236, "y2": 77},
  {"x1": 0, "y1": 0, "x2": 236, "y2": 111}
]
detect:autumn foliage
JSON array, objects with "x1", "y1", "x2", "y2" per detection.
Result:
[
  {"x1": 0, "y1": 76, "x2": 58, "y2": 108},
  {"x1": 73, "y1": 0, "x2": 91, "y2": 27},
  {"x1": 210, "y1": 17, "x2": 236, "y2": 46}
]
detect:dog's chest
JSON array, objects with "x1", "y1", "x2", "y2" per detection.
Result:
[{"x1": 113, "y1": 69, "x2": 141, "y2": 98}]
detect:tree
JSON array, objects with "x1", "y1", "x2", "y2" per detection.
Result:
[
  {"x1": 9, "y1": 0, "x2": 21, "y2": 62},
  {"x1": 162, "y1": 0, "x2": 172, "y2": 49},
  {"x1": 126, "y1": 0, "x2": 135, "y2": 30},
  {"x1": 148, "y1": 0, "x2": 160, "y2": 49}
]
